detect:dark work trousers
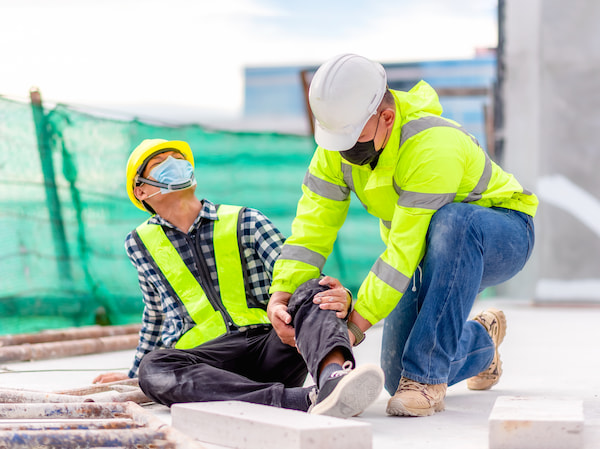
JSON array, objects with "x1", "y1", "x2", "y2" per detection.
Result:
[{"x1": 137, "y1": 278, "x2": 354, "y2": 408}]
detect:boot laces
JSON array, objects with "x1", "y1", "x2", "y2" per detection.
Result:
[{"x1": 398, "y1": 378, "x2": 439, "y2": 401}]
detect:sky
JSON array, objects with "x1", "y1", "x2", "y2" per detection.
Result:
[{"x1": 1, "y1": 0, "x2": 498, "y2": 124}]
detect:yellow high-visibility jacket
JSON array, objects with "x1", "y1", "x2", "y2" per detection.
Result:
[
  {"x1": 134, "y1": 204, "x2": 270, "y2": 348},
  {"x1": 270, "y1": 81, "x2": 538, "y2": 325}
]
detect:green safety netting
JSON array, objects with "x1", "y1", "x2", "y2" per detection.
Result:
[{"x1": 0, "y1": 96, "x2": 385, "y2": 335}]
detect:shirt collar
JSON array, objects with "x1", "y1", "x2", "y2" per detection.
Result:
[{"x1": 146, "y1": 198, "x2": 218, "y2": 232}]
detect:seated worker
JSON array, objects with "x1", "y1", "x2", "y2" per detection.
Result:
[{"x1": 93, "y1": 139, "x2": 384, "y2": 418}]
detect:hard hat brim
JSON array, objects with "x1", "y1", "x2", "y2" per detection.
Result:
[{"x1": 314, "y1": 115, "x2": 372, "y2": 152}]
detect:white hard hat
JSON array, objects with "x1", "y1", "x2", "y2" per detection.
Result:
[{"x1": 309, "y1": 54, "x2": 387, "y2": 151}]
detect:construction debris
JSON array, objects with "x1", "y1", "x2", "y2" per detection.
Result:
[
  {"x1": 0, "y1": 379, "x2": 152, "y2": 405},
  {"x1": 0, "y1": 334, "x2": 139, "y2": 363},
  {"x1": 0, "y1": 402, "x2": 204, "y2": 448},
  {"x1": 0, "y1": 324, "x2": 141, "y2": 347}
]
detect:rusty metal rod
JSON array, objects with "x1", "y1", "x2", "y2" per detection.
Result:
[
  {"x1": 0, "y1": 386, "x2": 151, "y2": 405},
  {"x1": 0, "y1": 334, "x2": 139, "y2": 363},
  {"x1": 0, "y1": 402, "x2": 203, "y2": 449},
  {"x1": 0, "y1": 388, "x2": 93, "y2": 404},
  {"x1": 53, "y1": 378, "x2": 139, "y2": 395},
  {"x1": 0, "y1": 418, "x2": 135, "y2": 430},
  {"x1": 0, "y1": 428, "x2": 168, "y2": 448},
  {"x1": 0, "y1": 324, "x2": 141, "y2": 347},
  {"x1": 0, "y1": 402, "x2": 117, "y2": 419}
]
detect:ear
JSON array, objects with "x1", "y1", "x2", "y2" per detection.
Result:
[
  {"x1": 381, "y1": 108, "x2": 395, "y2": 127},
  {"x1": 134, "y1": 185, "x2": 150, "y2": 201}
]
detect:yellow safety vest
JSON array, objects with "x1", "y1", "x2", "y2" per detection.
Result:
[
  {"x1": 135, "y1": 204, "x2": 270, "y2": 349},
  {"x1": 271, "y1": 81, "x2": 538, "y2": 325}
]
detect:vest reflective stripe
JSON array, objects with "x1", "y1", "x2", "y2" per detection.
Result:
[
  {"x1": 213, "y1": 205, "x2": 270, "y2": 329},
  {"x1": 341, "y1": 163, "x2": 355, "y2": 192},
  {"x1": 393, "y1": 180, "x2": 456, "y2": 210},
  {"x1": 400, "y1": 115, "x2": 481, "y2": 147},
  {"x1": 371, "y1": 257, "x2": 411, "y2": 292},
  {"x1": 135, "y1": 223, "x2": 226, "y2": 349},
  {"x1": 135, "y1": 205, "x2": 269, "y2": 350},
  {"x1": 461, "y1": 154, "x2": 492, "y2": 203},
  {"x1": 341, "y1": 162, "x2": 370, "y2": 211},
  {"x1": 400, "y1": 115, "x2": 492, "y2": 204},
  {"x1": 279, "y1": 244, "x2": 326, "y2": 271},
  {"x1": 303, "y1": 171, "x2": 350, "y2": 201}
]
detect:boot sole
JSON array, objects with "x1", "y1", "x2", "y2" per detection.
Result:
[{"x1": 309, "y1": 364, "x2": 384, "y2": 418}]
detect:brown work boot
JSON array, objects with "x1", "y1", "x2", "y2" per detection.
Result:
[
  {"x1": 386, "y1": 377, "x2": 447, "y2": 417},
  {"x1": 467, "y1": 308, "x2": 507, "y2": 390}
]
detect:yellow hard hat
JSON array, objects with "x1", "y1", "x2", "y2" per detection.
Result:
[{"x1": 126, "y1": 139, "x2": 194, "y2": 211}]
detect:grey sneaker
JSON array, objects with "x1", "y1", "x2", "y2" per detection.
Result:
[
  {"x1": 309, "y1": 361, "x2": 384, "y2": 418},
  {"x1": 467, "y1": 308, "x2": 507, "y2": 390}
]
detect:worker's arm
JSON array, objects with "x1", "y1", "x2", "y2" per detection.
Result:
[{"x1": 271, "y1": 148, "x2": 350, "y2": 295}]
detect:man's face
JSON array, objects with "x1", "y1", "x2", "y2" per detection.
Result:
[
  {"x1": 356, "y1": 108, "x2": 395, "y2": 150},
  {"x1": 134, "y1": 150, "x2": 189, "y2": 206},
  {"x1": 356, "y1": 113, "x2": 386, "y2": 151},
  {"x1": 141, "y1": 150, "x2": 185, "y2": 179}
]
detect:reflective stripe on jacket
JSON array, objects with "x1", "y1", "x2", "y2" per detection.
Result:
[
  {"x1": 271, "y1": 81, "x2": 538, "y2": 325},
  {"x1": 134, "y1": 204, "x2": 270, "y2": 348}
]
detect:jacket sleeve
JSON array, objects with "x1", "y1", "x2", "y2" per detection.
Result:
[
  {"x1": 270, "y1": 148, "x2": 350, "y2": 294},
  {"x1": 354, "y1": 129, "x2": 472, "y2": 324}
]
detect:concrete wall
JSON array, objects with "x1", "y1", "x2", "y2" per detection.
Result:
[{"x1": 502, "y1": 0, "x2": 600, "y2": 302}]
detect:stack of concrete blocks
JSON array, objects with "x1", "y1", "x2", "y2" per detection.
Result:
[{"x1": 502, "y1": 0, "x2": 600, "y2": 303}]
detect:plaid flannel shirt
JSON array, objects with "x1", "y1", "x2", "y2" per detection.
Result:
[{"x1": 124, "y1": 199, "x2": 285, "y2": 377}]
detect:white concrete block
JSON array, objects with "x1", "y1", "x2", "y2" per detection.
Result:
[
  {"x1": 489, "y1": 396, "x2": 584, "y2": 449},
  {"x1": 171, "y1": 401, "x2": 372, "y2": 449}
]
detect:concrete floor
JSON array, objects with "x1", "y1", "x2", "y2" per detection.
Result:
[{"x1": 2, "y1": 297, "x2": 600, "y2": 448}]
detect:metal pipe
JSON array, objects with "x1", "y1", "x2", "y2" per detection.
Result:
[
  {"x1": 0, "y1": 418, "x2": 135, "y2": 431},
  {"x1": 0, "y1": 324, "x2": 141, "y2": 347},
  {"x1": 54, "y1": 378, "x2": 139, "y2": 395},
  {"x1": 0, "y1": 402, "x2": 117, "y2": 419},
  {"x1": 0, "y1": 403, "x2": 203, "y2": 448},
  {"x1": 0, "y1": 388, "x2": 91, "y2": 404},
  {"x1": 0, "y1": 334, "x2": 138, "y2": 363},
  {"x1": 0, "y1": 428, "x2": 168, "y2": 448}
]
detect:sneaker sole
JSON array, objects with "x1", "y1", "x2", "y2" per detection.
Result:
[
  {"x1": 386, "y1": 397, "x2": 445, "y2": 417},
  {"x1": 467, "y1": 308, "x2": 507, "y2": 390},
  {"x1": 309, "y1": 364, "x2": 384, "y2": 418}
]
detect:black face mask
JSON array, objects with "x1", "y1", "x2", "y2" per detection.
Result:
[
  {"x1": 339, "y1": 139, "x2": 380, "y2": 166},
  {"x1": 340, "y1": 115, "x2": 387, "y2": 166}
]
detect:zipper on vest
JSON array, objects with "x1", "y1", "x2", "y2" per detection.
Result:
[{"x1": 187, "y1": 233, "x2": 235, "y2": 333}]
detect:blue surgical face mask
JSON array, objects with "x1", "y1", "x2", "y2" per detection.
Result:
[{"x1": 138, "y1": 156, "x2": 197, "y2": 195}]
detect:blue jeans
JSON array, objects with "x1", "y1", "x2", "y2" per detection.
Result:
[{"x1": 381, "y1": 203, "x2": 535, "y2": 394}]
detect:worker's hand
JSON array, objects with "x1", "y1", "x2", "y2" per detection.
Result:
[
  {"x1": 92, "y1": 372, "x2": 129, "y2": 384},
  {"x1": 313, "y1": 276, "x2": 352, "y2": 319},
  {"x1": 268, "y1": 291, "x2": 296, "y2": 347}
]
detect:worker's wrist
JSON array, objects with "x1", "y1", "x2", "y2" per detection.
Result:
[
  {"x1": 344, "y1": 288, "x2": 353, "y2": 320},
  {"x1": 347, "y1": 320, "x2": 365, "y2": 346}
]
